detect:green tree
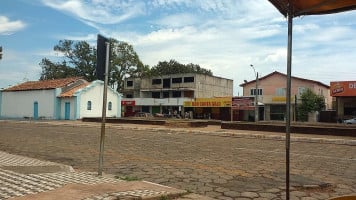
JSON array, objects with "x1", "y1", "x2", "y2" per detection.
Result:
[
  {"x1": 150, "y1": 59, "x2": 213, "y2": 76},
  {"x1": 39, "y1": 39, "x2": 145, "y2": 92},
  {"x1": 39, "y1": 58, "x2": 76, "y2": 80},
  {"x1": 109, "y1": 39, "x2": 146, "y2": 92},
  {"x1": 297, "y1": 88, "x2": 325, "y2": 121}
]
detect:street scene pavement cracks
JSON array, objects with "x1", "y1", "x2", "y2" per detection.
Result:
[{"x1": 0, "y1": 120, "x2": 355, "y2": 200}]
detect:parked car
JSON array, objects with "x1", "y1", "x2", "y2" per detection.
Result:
[{"x1": 344, "y1": 118, "x2": 356, "y2": 124}]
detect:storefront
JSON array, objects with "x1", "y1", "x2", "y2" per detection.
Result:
[
  {"x1": 231, "y1": 97, "x2": 255, "y2": 121},
  {"x1": 184, "y1": 97, "x2": 232, "y2": 121},
  {"x1": 121, "y1": 100, "x2": 136, "y2": 117},
  {"x1": 330, "y1": 81, "x2": 356, "y2": 120}
]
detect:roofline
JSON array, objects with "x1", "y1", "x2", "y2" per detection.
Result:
[
  {"x1": 126, "y1": 73, "x2": 233, "y2": 81},
  {"x1": 239, "y1": 71, "x2": 330, "y2": 88}
]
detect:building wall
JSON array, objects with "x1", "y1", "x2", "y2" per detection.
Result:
[
  {"x1": 195, "y1": 74, "x2": 233, "y2": 98},
  {"x1": 1, "y1": 89, "x2": 56, "y2": 119},
  {"x1": 59, "y1": 97, "x2": 76, "y2": 120},
  {"x1": 242, "y1": 73, "x2": 331, "y2": 109},
  {"x1": 125, "y1": 73, "x2": 233, "y2": 99},
  {"x1": 77, "y1": 81, "x2": 121, "y2": 118}
]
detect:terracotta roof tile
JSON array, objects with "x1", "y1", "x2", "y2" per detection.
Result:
[
  {"x1": 60, "y1": 82, "x2": 90, "y2": 97},
  {"x1": 3, "y1": 77, "x2": 83, "y2": 91}
]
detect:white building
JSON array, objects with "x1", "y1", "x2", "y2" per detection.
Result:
[{"x1": 0, "y1": 77, "x2": 121, "y2": 120}]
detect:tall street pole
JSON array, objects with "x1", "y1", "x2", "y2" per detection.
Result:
[{"x1": 250, "y1": 64, "x2": 258, "y2": 122}]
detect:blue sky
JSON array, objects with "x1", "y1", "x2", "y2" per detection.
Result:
[{"x1": 1, "y1": 0, "x2": 355, "y2": 95}]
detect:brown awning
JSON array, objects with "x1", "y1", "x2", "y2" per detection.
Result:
[{"x1": 268, "y1": 0, "x2": 356, "y2": 17}]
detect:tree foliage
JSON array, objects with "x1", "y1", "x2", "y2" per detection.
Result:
[
  {"x1": 40, "y1": 40, "x2": 213, "y2": 92},
  {"x1": 150, "y1": 59, "x2": 213, "y2": 76},
  {"x1": 297, "y1": 88, "x2": 325, "y2": 121},
  {"x1": 39, "y1": 39, "x2": 145, "y2": 92},
  {"x1": 108, "y1": 39, "x2": 147, "y2": 91}
]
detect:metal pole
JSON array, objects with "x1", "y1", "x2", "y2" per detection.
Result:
[
  {"x1": 286, "y1": 3, "x2": 293, "y2": 200},
  {"x1": 98, "y1": 41, "x2": 110, "y2": 176},
  {"x1": 250, "y1": 64, "x2": 258, "y2": 122},
  {"x1": 255, "y1": 72, "x2": 259, "y2": 122}
]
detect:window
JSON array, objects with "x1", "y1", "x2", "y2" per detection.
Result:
[
  {"x1": 298, "y1": 87, "x2": 306, "y2": 96},
  {"x1": 250, "y1": 88, "x2": 263, "y2": 96},
  {"x1": 126, "y1": 94, "x2": 133, "y2": 98},
  {"x1": 152, "y1": 79, "x2": 162, "y2": 85},
  {"x1": 152, "y1": 92, "x2": 160, "y2": 98},
  {"x1": 172, "y1": 77, "x2": 182, "y2": 83},
  {"x1": 276, "y1": 88, "x2": 286, "y2": 96},
  {"x1": 126, "y1": 80, "x2": 133, "y2": 87},
  {"x1": 163, "y1": 91, "x2": 169, "y2": 98},
  {"x1": 184, "y1": 77, "x2": 194, "y2": 83},
  {"x1": 172, "y1": 91, "x2": 181, "y2": 98},
  {"x1": 87, "y1": 101, "x2": 92, "y2": 110},
  {"x1": 108, "y1": 102, "x2": 112, "y2": 111}
]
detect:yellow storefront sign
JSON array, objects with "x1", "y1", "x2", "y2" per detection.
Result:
[
  {"x1": 272, "y1": 96, "x2": 295, "y2": 102},
  {"x1": 184, "y1": 97, "x2": 232, "y2": 107}
]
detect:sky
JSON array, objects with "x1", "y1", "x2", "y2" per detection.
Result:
[{"x1": 1, "y1": 0, "x2": 355, "y2": 95}]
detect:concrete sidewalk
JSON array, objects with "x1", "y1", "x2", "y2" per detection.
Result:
[{"x1": 0, "y1": 150, "x2": 213, "y2": 200}]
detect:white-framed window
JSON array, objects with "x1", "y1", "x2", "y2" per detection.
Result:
[
  {"x1": 276, "y1": 88, "x2": 286, "y2": 96},
  {"x1": 250, "y1": 88, "x2": 263, "y2": 96},
  {"x1": 87, "y1": 101, "x2": 92, "y2": 110}
]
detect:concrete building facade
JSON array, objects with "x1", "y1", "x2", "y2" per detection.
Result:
[
  {"x1": 240, "y1": 71, "x2": 331, "y2": 121},
  {"x1": 121, "y1": 73, "x2": 233, "y2": 117}
]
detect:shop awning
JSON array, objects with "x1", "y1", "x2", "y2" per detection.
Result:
[{"x1": 269, "y1": 0, "x2": 356, "y2": 17}]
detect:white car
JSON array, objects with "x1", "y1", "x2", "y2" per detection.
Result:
[{"x1": 344, "y1": 118, "x2": 356, "y2": 124}]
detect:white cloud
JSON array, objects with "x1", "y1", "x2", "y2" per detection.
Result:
[
  {"x1": 0, "y1": 16, "x2": 26, "y2": 35},
  {"x1": 42, "y1": 0, "x2": 146, "y2": 26},
  {"x1": 4, "y1": 0, "x2": 353, "y2": 95}
]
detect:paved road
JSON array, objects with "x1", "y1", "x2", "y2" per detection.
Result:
[{"x1": 0, "y1": 120, "x2": 355, "y2": 200}]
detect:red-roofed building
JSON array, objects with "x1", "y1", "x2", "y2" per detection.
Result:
[
  {"x1": 239, "y1": 71, "x2": 331, "y2": 121},
  {"x1": 0, "y1": 78, "x2": 121, "y2": 120}
]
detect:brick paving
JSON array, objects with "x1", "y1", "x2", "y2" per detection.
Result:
[
  {"x1": 0, "y1": 120, "x2": 355, "y2": 199},
  {"x1": 0, "y1": 150, "x2": 186, "y2": 200}
]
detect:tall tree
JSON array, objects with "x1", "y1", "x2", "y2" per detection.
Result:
[
  {"x1": 150, "y1": 59, "x2": 213, "y2": 76},
  {"x1": 39, "y1": 58, "x2": 76, "y2": 80},
  {"x1": 109, "y1": 39, "x2": 146, "y2": 92},
  {"x1": 39, "y1": 39, "x2": 145, "y2": 92},
  {"x1": 54, "y1": 40, "x2": 97, "y2": 81},
  {"x1": 297, "y1": 88, "x2": 325, "y2": 121}
]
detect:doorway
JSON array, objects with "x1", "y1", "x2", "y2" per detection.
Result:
[
  {"x1": 65, "y1": 102, "x2": 70, "y2": 120},
  {"x1": 33, "y1": 101, "x2": 38, "y2": 120}
]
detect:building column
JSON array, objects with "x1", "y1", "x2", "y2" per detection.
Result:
[
  {"x1": 337, "y1": 97, "x2": 344, "y2": 119},
  {"x1": 265, "y1": 104, "x2": 271, "y2": 121}
]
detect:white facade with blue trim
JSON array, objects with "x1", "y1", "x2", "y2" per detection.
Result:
[{"x1": 0, "y1": 78, "x2": 121, "y2": 120}]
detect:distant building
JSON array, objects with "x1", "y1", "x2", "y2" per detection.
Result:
[
  {"x1": 0, "y1": 77, "x2": 121, "y2": 120},
  {"x1": 239, "y1": 71, "x2": 331, "y2": 121},
  {"x1": 121, "y1": 73, "x2": 233, "y2": 117},
  {"x1": 330, "y1": 81, "x2": 356, "y2": 120}
]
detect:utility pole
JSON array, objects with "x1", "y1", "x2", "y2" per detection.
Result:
[{"x1": 250, "y1": 64, "x2": 259, "y2": 122}]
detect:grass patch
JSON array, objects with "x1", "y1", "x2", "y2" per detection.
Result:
[{"x1": 114, "y1": 175, "x2": 141, "y2": 181}]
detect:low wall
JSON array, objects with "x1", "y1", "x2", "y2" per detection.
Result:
[
  {"x1": 82, "y1": 118, "x2": 208, "y2": 127},
  {"x1": 221, "y1": 122, "x2": 356, "y2": 137}
]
